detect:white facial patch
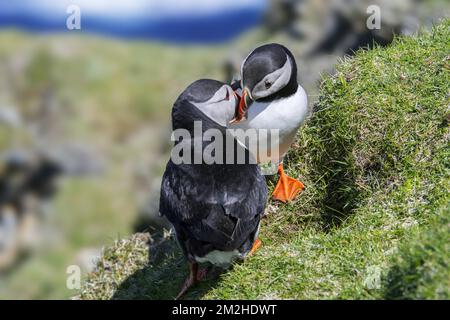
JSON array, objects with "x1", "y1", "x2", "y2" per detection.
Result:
[
  {"x1": 192, "y1": 85, "x2": 237, "y2": 126},
  {"x1": 251, "y1": 55, "x2": 292, "y2": 100}
]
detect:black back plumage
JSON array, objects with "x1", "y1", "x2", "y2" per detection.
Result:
[{"x1": 159, "y1": 80, "x2": 267, "y2": 261}]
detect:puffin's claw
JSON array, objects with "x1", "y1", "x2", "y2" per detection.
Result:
[
  {"x1": 272, "y1": 164, "x2": 304, "y2": 203},
  {"x1": 175, "y1": 262, "x2": 208, "y2": 300},
  {"x1": 249, "y1": 238, "x2": 262, "y2": 256}
]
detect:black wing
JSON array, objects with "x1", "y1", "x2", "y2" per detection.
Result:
[{"x1": 159, "y1": 160, "x2": 267, "y2": 259}]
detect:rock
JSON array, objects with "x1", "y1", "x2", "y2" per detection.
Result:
[
  {"x1": 45, "y1": 142, "x2": 106, "y2": 176},
  {"x1": 0, "y1": 208, "x2": 19, "y2": 271},
  {"x1": 0, "y1": 106, "x2": 22, "y2": 128},
  {"x1": 75, "y1": 247, "x2": 103, "y2": 273},
  {"x1": 133, "y1": 178, "x2": 172, "y2": 233}
]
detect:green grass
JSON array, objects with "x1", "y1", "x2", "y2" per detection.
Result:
[
  {"x1": 384, "y1": 206, "x2": 449, "y2": 299},
  {"x1": 79, "y1": 19, "x2": 449, "y2": 300}
]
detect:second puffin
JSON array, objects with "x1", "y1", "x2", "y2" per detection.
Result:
[
  {"x1": 160, "y1": 79, "x2": 268, "y2": 299},
  {"x1": 230, "y1": 44, "x2": 308, "y2": 203}
]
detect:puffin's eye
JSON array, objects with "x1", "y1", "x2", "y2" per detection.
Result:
[{"x1": 265, "y1": 81, "x2": 272, "y2": 89}]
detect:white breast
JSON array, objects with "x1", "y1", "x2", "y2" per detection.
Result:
[
  {"x1": 195, "y1": 250, "x2": 242, "y2": 268},
  {"x1": 229, "y1": 85, "x2": 308, "y2": 163}
]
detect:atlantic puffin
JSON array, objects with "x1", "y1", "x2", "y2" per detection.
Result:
[
  {"x1": 229, "y1": 43, "x2": 308, "y2": 203},
  {"x1": 159, "y1": 79, "x2": 268, "y2": 299}
]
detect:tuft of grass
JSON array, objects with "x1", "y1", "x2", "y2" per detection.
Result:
[
  {"x1": 76, "y1": 233, "x2": 151, "y2": 300},
  {"x1": 78, "y1": 20, "x2": 450, "y2": 300},
  {"x1": 384, "y1": 205, "x2": 449, "y2": 299}
]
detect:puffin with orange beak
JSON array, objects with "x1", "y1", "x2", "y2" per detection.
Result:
[
  {"x1": 229, "y1": 43, "x2": 308, "y2": 203},
  {"x1": 160, "y1": 79, "x2": 267, "y2": 299}
]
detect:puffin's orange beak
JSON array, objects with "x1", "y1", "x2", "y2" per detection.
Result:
[{"x1": 229, "y1": 88, "x2": 250, "y2": 124}]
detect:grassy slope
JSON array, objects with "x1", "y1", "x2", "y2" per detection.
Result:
[{"x1": 78, "y1": 20, "x2": 449, "y2": 300}]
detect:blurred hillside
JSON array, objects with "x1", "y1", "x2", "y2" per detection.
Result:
[{"x1": 0, "y1": 32, "x2": 227, "y2": 299}]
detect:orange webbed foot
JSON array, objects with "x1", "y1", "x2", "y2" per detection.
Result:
[
  {"x1": 272, "y1": 164, "x2": 305, "y2": 203},
  {"x1": 249, "y1": 238, "x2": 262, "y2": 256}
]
